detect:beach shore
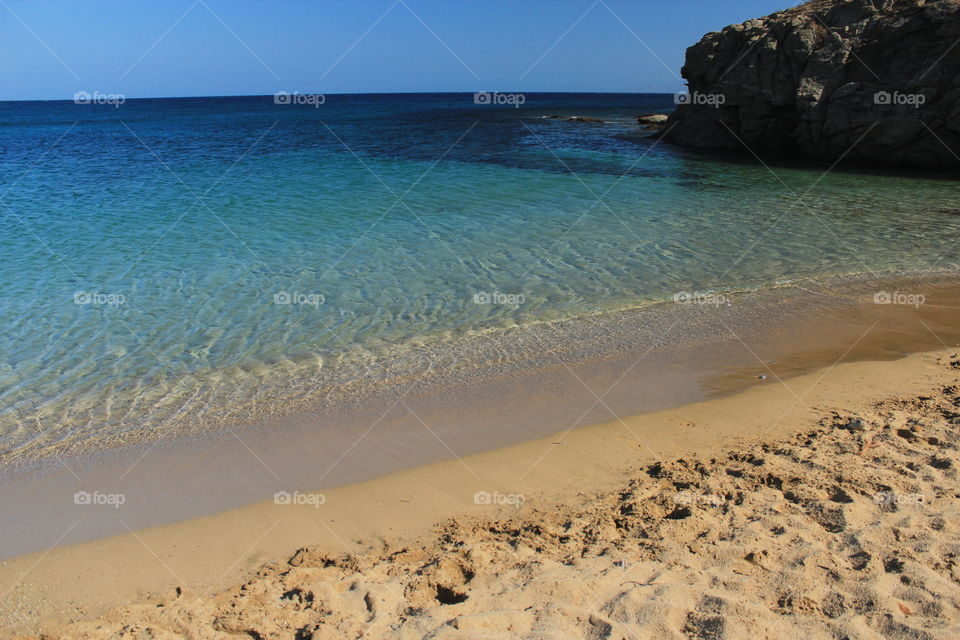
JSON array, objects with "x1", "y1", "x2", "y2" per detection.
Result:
[
  {"x1": 3, "y1": 273, "x2": 960, "y2": 563},
  {"x1": 3, "y1": 345, "x2": 959, "y2": 638},
  {"x1": 5, "y1": 0, "x2": 960, "y2": 635}
]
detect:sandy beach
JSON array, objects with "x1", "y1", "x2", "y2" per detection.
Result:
[
  {"x1": 4, "y1": 0, "x2": 960, "y2": 637},
  {"x1": 3, "y1": 345, "x2": 958, "y2": 638},
  {"x1": 3, "y1": 274, "x2": 959, "y2": 561}
]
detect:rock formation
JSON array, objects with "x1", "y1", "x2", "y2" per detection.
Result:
[
  {"x1": 662, "y1": 0, "x2": 960, "y2": 168},
  {"x1": 636, "y1": 114, "x2": 669, "y2": 124}
]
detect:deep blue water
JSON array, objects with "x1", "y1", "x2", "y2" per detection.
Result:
[{"x1": 1, "y1": 93, "x2": 958, "y2": 460}]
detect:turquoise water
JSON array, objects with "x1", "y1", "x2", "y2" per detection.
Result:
[{"x1": 1, "y1": 93, "x2": 958, "y2": 461}]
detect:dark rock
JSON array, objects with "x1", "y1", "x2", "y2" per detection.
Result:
[{"x1": 661, "y1": 0, "x2": 960, "y2": 168}]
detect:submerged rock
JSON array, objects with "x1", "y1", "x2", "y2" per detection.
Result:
[
  {"x1": 570, "y1": 116, "x2": 605, "y2": 123},
  {"x1": 661, "y1": 0, "x2": 960, "y2": 168},
  {"x1": 544, "y1": 115, "x2": 606, "y2": 123}
]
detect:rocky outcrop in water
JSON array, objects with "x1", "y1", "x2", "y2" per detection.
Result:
[
  {"x1": 544, "y1": 115, "x2": 606, "y2": 123},
  {"x1": 662, "y1": 0, "x2": 960, "y2": 168}
]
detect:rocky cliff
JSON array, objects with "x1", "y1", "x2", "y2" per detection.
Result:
[{"x1": 662, "y1": 0, "x2": 960, "y2": 168}]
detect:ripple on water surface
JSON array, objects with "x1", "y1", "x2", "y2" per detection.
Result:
[{"x1": 0, "y1": 94, "x2": 958, "y2": 462}]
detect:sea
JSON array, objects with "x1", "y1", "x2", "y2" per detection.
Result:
[{"x1": 1, "y1": 92, "x2": 958, "y2": 464}]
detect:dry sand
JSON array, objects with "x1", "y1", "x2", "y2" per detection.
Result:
[{"x1": 3, "y1": 349, "x2": 959, "y2": 639}]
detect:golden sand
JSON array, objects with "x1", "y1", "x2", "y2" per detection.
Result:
[{"x1": 3, "y1": 348, "x2": 959, "y2": 638}]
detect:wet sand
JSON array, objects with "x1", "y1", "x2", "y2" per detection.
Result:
[
  {"x1": 14, "y1": 352, "x2": 960, "y2": 639},
  {"x1": 1, "y1": 272, "x2": 959, "y2": 560},
  {"x1": 0, "y1": 273, "x2": 958, "y2": 635}
]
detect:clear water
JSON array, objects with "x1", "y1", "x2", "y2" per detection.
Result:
[{"x1": 1, "y1": 93, "x2": 958, "y2": 461}]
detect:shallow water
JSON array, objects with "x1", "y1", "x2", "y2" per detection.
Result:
[{"x1": 0, "y1": 93, "x2": 958, "y2": 462}]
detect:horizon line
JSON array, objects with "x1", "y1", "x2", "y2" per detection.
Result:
[{"x1": 0, "y1": 89, "x2": 681, "y2": 104}]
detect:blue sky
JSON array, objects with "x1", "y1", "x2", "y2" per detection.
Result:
[{"x1": 1, "y1": 0, "x2": 796, "y2": 100}]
